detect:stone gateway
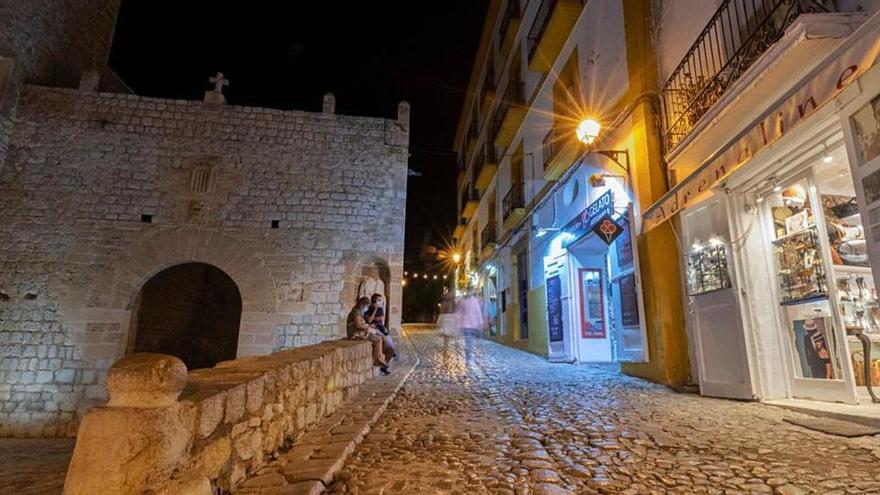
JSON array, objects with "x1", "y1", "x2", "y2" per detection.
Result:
[{"x1": 0, "y1": 2, "x2": 408, "y2": 437}]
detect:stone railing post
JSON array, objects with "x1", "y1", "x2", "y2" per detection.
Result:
[{"x1": 63, "y1": 354, "x2": 199, "y2": 495}]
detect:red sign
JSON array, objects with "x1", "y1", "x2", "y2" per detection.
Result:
[{"x1": 592, "y1": 214, "x2": 624, "y2": 245}]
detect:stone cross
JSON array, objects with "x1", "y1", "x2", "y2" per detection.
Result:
[
  {"x1": 204, "y1": 72, "x2": 229, "y2": 105},
  {"x1": 209, "y1": 72, "x2": 229, "y2": 94}
]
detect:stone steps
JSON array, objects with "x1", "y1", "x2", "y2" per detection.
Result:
[{"x1": 235, "y1": 333, "x2": 419, "y2": 494}]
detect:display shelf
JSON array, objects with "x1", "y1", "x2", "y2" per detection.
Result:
[
  {"x1": 772, "y1": 227, "x2": 829, "y2": 304},
  {"x1": 771, "y1": 224, "x2": 818, "y2": 243},
  {"x1": 833, "y1": 265, "x2": 873, "y2": 275},
  {"x1": 840, "y1": 212, "x2": 863, "y2": 224}
]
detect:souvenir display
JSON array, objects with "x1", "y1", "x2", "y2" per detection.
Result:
[
  {"x1": 823, "y1": 194, "x2": 870, "y2": 267},
  {"x1": 685, "y1": 239, "x2": 732, "y2": 296},
  {"x1": 772, "y1": 227, "x2": 828, "y2": 304},
  {"x1": 836, "y1": 273, "x2": 880, "y2": 334},
  {"x1": 791, "y1": 317, "x2": 836, "y2": 379}
]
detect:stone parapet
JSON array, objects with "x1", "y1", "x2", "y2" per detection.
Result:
[{"x1": 62, "y1": 340, "x2": 373, "y2": 495}]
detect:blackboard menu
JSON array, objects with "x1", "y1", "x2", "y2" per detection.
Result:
[
  {"x1": 619, "y1": 273, "x2": 640, "y2": 327},
  {"x1": 546, "y1": 275, "x2": 564, "y2": 342},
  {"x1": 616, "y1": 214, "x2": 633, "y2": 267}
]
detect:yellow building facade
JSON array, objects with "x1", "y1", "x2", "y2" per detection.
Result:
[{"x1": 453, "y1": 0, "x2": 690, "y2": 385}]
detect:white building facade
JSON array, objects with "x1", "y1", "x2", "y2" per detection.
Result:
[{"x1": 649, "y1": 0, "x2": 880, "y2": 412}]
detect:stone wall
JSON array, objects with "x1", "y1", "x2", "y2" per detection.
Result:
[
  {"x1": 63, "y1": 340, "x2": 374, "y2": 494},
  {"x1": 0, "y1": 0, "x2": 121, "y2": 88},
  {"x1": 0, "y1": 0, "x2": 123, "y2": 170},
  {"x1": 0, "y1": 85, "x2": 409, "y2": 437}
]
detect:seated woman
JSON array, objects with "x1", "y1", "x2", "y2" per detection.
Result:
[
  {"x1": 347, "y1": 297, "x2": 390, "y2": 375},
  {"x1": 365, "y1": 293, "x2": 396, "y2": 361}
]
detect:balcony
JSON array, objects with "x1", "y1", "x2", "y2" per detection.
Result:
[
  {"x1": 660, "y1": 0, "x2": 831, "y2": 152},
  {"x1": 453, "y1": 221, "x2": 467, "y2": 241},
  {"x1": 527, "y1": 0, "x2": 583, "y2": 73},
  {"x1": 499, "y1": 0, "x2": 522, "y2": 55},
  {"x1": 481, "y1": 222, "x2": 498, "y2": 259},
  {"x1": 502, "y1": 182, "x2": 526, "y2": 231},
  {"x1": 462, "y1": 188, "x2": 480, "y2": 220},
  {"x1": 466, "y1": 119, "x2": 479, "y2": 159},
  {"x1": 493, "y1": 82, "x2": 527, "y2": 148},
  {"x1": 542, "y1": 125, "x2": 580, "y2": 180},
  {"x1": 476, "y1": 144, "x2": 499, "y2": 191}
]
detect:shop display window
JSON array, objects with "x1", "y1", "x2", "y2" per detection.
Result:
[
  {"x1": 685, "y1": 237, "x2": 732, "y2": 295},
  {"x1": 769, "y1": 180, "x2": 828, "y2": 304},
  {"x1": 814, "y1": 151, "x2": 880, "y2": 393}
]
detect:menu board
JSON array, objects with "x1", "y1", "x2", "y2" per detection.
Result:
[
  {"x1": 546, "y1": 275, "x2": 564, "y2": 342},
  {"x1": 619, "y1": 273, "x2": 640, "y2": 327},
  {"x1": 616, "y1": 214, "x2": 633, "y2": 267}
]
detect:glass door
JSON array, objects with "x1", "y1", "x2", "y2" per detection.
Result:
[{"x1": 764, "y1": 173, "x2": 858, "y2": 403}]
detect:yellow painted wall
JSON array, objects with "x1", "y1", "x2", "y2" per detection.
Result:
[
  {"x1": 526, "y1": 286, "x2": 549, "y2": 357},
  {"x1": 619, "y1": 0, "x2": 691, "y2": 385}
]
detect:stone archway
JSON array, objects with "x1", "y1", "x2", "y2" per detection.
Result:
[{"x1": 127, "y1": 262, "x2": 242, "y2": 370}]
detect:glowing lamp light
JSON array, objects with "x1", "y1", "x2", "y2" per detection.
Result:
[
  {"x1": 576, "y1": 118, "x2": 601, "y2": 145},
  {"x1": 451, "y1": 252, "x2": 462, "y2": 264},
  {"x1": 401, "y1": 279, "x2": 407, "y2": 287}
]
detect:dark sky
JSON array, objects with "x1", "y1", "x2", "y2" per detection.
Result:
[{"x1": 109, "y1": 1, "x2": 487, "y2": 269}]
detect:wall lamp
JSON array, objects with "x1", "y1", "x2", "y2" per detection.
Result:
[
  {"x1": 534, "y1": 226, "x2": 562, "y2": 238},
  {"x1": 576, "y1": 118, "x2": 631, "y2": 174}
]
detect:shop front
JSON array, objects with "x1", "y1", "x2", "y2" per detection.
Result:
[
  {"x1": 649, "y1": 12, "x2": 880, "y2": 408},
  {"x1": 537, "y1": 160, "x2": 648, "y2": 365}
]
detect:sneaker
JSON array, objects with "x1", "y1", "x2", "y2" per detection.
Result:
[{"x1": 380, "y1": 366, "x2": 391, "y2": 375}]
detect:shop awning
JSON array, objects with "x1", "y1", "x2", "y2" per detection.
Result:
[{"x1": 643, "y1": 12, "x2": 880, "y2": 233}]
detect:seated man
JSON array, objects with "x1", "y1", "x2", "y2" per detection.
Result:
[
  {"x1": 365, "y1": 293, "x2": 396, "y2": 361},
  {"x1": 347, "y1": 297, "x2": 390, "y2": 375}
]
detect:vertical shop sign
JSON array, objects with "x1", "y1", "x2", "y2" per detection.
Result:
[{"x1": 546, "y1": 275, "x2": 564, "y2": 342}]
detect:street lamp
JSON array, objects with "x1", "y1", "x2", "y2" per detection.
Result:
[
  {"x1": 576, "y1": 117, "x2": 630, "y2": 174},
  {"x1": 576, "y1": 118, "x2": 601, "y2": 145},
  {"x1": 451, "y1": 252, "x2": 462, "y2": 264}
]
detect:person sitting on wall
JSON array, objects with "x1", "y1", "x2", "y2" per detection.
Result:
[
  {"x1": 347, "y1": 297, "x2": 390, "y2": 375},
  {"x1": 365, "y1": 293, "x2": 396, "y2": 361}
]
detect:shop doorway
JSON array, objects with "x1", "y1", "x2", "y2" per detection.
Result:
[
  {"x1": 545, "y1": 206, "x2": 648, "y2": 364},
  {"x1": 759, "y1": 150, "x2": 863, "y2": 404},
  {"x1": 681, "y1": 197, "x2": 754, "y2": 399},
  {"x1": 567, "y1": 233, "x2": 614, "y2": 362},
  {"x1": 128, "y1": 262, "x2": 242, "y2": 370}
]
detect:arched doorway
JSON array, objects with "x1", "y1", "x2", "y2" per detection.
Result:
[{"x1": 128, "y1": 263, "x2": 242, "y2": 370}]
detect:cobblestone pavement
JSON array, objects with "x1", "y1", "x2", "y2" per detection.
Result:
[{"x1": 330, "y1": 328, "x2": 880, "y2": 494}]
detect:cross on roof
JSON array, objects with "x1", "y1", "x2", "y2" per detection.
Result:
[{"x1": 209, "y1": 72, "x2": 229, "y2": 95}]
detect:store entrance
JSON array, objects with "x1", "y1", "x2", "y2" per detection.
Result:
[
  {"x1": 567, "y1": 233, "x2": 614, "y2": 363},
  {"x1": 682, "y1": 197, "x2": 754, "y2": 399},
  {"x1": 763, "y1": 143, "x2": 878, "y2": 404}
]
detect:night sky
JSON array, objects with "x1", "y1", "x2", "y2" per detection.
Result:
[{"x1": 109, "y1": 1, "x2": 488, "y2": 270}]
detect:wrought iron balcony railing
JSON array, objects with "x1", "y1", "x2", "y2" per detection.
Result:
[
  {"x1": 527, "y1": 0, "x2": 557, "y2": 61},
  {"x1": 491, "y1": 81, "x2": 525, "y2": 140},
  {"x1": 502, "y1": 182, "x2": 525, "y2": 221},
  {"x1": 460, "y1": 186, "x2": 478, "y2": 216},
  {"x1": 660, "y1": 0, "x2": 829, "y2": 151},
  {"x1": 474, "y1": 150, "x2": 486, "y2": 177},
  {"x1": 543, "y1": 128, "x2": 559, "y2": 170},
  {"x1": 486, "y1": 142, "x2": 499, "y2": 164},
  {"x1": 498, "y1": 0, "x2": 522, "y2": 45},
  {"x1": 481, "y1": 222, "x2": 498, "y2": 248}
]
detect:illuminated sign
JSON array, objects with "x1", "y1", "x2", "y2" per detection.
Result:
[{"x1": 562, "y1": 190, "x2": 613, "y2": 245}]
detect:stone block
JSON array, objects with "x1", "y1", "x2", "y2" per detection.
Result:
[{"x1": 197, "y1": 392, "x2": 225, "y2": 439}]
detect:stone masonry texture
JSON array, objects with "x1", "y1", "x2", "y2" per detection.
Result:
[
  {"x1": 0, "y1": 0, "x2": 125, "y2": 169},
  {"x1": 0, "y1": 84, "x2": 409, "y2": 437}
]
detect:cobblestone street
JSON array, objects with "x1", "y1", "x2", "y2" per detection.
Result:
[{"x1": 330, "y1": 327, "x2": 880, "y2": 494}]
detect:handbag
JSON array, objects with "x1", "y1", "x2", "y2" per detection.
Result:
[{"x1": 832, "y1": 199, "x2": 859, "y2": 219}]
